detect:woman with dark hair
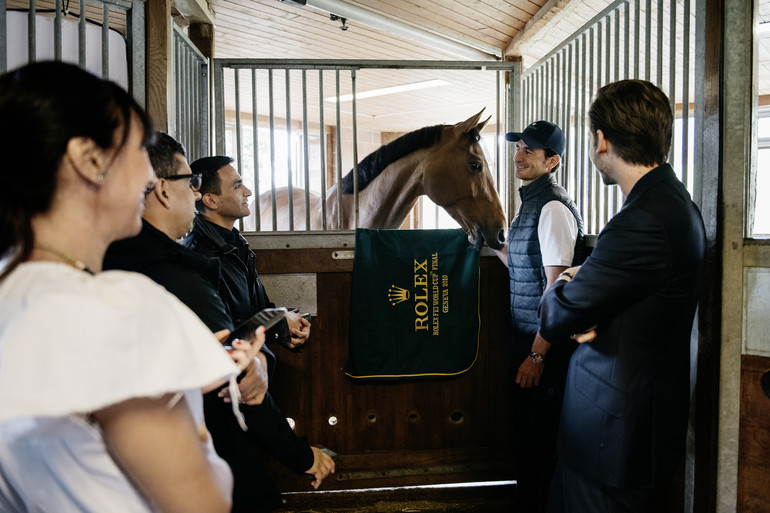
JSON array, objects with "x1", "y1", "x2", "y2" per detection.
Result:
[{"x1": 0, "y1": 61, "x2": 254, "y2": 512}]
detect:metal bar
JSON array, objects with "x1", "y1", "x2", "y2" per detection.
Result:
[
  {"x1": 508, "y1": 61, "x2": 522, "y2": 221},
  {"x1": 126, "y1": 1, "x2": 147, "y2": 108},
  {"x1": 234, "y1": 69, "x2": 243, "y2": 213},
  {"x1": 214, "y1": 62, "x2": 225, "y2": 154},
  {"x1": 218, "y1": 59, "x2": 518, "y2": 71},
  {"x1": 534, "y1": 66, "x2": 539, "y2": 120},
  {"x1": 564, "y1": 45, "x2": 577, "y2": 198},
  {"x1": 174, "y1": 37, "x2": 180, "y2": 138},
  {"x1": 604, "y1": 15, "x2": 611, "y2": 225},
  {"x1": 668, "y1": 0, "x2": 677, "y2": 165},
  {"x1": 532, "y1": 69, "x2": 537, "y2": 121},
  {"x1": 521, "y1": 0, "x2": 629, "y2": 73},
  {"x1": 554, "y1": 53, "x2": 560, "y2": 124},
  {"x1": 606, "y1": 13, "x2": 611, "y2": 85},
  {"x1": 624, "y1": 2, "x2": 629, "y2": 79},
  {"x1": 561, "y1": 49, "x2": 568, "y2": 188},
  {"x1": 579, "y1": 33, "x2": 587, "y2": 226},
  {"x1": 682, "y1": 0, "x2": 692, "y2": 189},
  {"x1": 179, "y1": 39, "x2": 185, "y2": 141},
  {"x1": 634, "y1": 0, "x2": 640, "y2": 78},
  {"x1": 351, "y1": 69, "x2": 359, "y2": 229},
  {"x1": 597, "y1": 21, "x2": 603, "y2": 91},
  {"x1": 645, "y1": 0, "x2": 651, "y2": 81},
  {"x1": 495, "y1": 69, "x2": 501, "y2": 190},
  {"x1": 692, "y1": 0, "x2": 704, "y2": 206},
  {"x1": 657, "y1": 0, "x2": 664, "y2": 87},
  {"x1": 588, "y1": 27, "x2": 595, "y2": 233},
  {"x1": 532, "y1": 68, "x2": 536, "y2": 121},
  {"x1": 79, "y1": 0, "x2": 86, "y2": 67},
  {"x1": 28, "y1": 0, "x2": 36, "y2": 63},
  {"x1": 187, "y1": 43, "x2": 193, "y2": 153},
  {"x1": 0, "y1": 0, "x2": 6, "y2": 73},
  {"x1": 522, "y1": 76, "x2": 528, "y2": 126},
  {"x1": 102, "y1": 3, "x2": 110, "y2": 78},
  {"x1": 335, "y1": 70, "x2": 343, "y2": 228},
  {"x1": 252, "y1": 69, "x2": 261, "y2": 231},
  {"x1": 540, "y1": 66, "x2": 545, "y2": 119},
  {"x1": 269, "y1": 69, "x2": 278, "y2": 231},
  {"x1": 302, "y1": 70, "x2": 311, "y2": 231},
  {"x1": 319, "y1": 70, "x2": 327, "y2": 230},
  {"x1": 614, "y1": 7, "x2": 620, "y2": 82},
  {"x1": 99, "y1": 0, "x2": 132, "y2": 9},
  {"x1": 285, "y1": 69, "x2": 294, "y2": 231},
  {"x1": 54, "y1": 0, "x2": 62, "y2": 61},
  {"x1": 548, "y1": 59, "x2": 554, "y2": 121},
  {"x1": 203, "y1": 58, "x2": 210, "y2": 157}
]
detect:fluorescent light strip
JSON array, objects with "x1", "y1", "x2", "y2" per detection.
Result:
[{"x1": 325, "y1": 79, "x2": 450, "y2": 103}]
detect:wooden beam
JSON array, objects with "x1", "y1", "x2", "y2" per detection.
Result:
[
  {"x1": 174, "y1": 0, "x2": 215, "y2": 25},
  {"x1": 146, "y1": 0, "x2": 171, "y2": 132},
  {"x1": 188, "y1": 22, "x2": 214, "y2": 60}
]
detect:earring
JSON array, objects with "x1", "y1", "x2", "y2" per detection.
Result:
[{"x1": 96, "y1": 174, "x2": 104, "y2": 183}]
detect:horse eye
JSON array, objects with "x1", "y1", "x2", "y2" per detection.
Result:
[{"x1": 469, "y1": 161, "x2": 483, "y2": 173}]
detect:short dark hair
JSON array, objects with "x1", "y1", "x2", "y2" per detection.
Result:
[
  {"x1": 147, "y1": 132, "x2": 186, "y2": 178},
  {"x1": 190, "y1": 156, "x2": 234, "y2": 212},
  {"x1": 544, "y1": 148, "x2": 561, "y2": 173},
  {"x1": 588, "y1": 79, "x2": 673, "y2": 167}
]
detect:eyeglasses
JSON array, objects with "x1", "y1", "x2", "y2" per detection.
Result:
[{"x1": 166, "y1": 173, "x2": 202, "y2": 192}]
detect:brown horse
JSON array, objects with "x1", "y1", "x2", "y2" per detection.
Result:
[{"x1": 248, "y1": 110, "x2": 506, "y2": 249}]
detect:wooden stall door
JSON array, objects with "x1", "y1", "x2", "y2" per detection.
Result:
[{"x1": 253, "y1": 245, "x2": 517, "y2": 492}]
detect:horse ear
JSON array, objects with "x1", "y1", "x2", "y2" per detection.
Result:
[
  {"x1": 477, "y1": 115, "x2": 492, "y2": 132},
  {"x1": 454, "y1": 108, "x2": 486, "y2": 135}
]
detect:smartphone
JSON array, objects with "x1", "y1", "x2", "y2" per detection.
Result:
[{"x1": 224, "y1": 307, "x2": 287, "y2": 348}]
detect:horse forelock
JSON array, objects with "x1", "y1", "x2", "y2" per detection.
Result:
[{"x1": 340, "y1": 124, "x2": 444, "y2": 194}]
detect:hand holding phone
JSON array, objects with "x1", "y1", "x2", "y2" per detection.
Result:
[{"x1": 224, "y1": 307, "x2": 287, "y2": 349}]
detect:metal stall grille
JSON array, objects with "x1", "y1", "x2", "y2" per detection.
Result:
[
  {"x1": 520, "y1": 0, "x2": 699, "y2": 235},
  {"x1": 172, "y1": 24, "x2": 208, "y2": 163},
  {"x1": 212, "y1": 59, "x2": 517, "y2": 234},
  {"x1": 0, "y1": 0, "x2": 145, "y2": 106}
]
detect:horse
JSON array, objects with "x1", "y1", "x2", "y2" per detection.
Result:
[{"x1": 246, "y1": 109, "x2": 506, "y2": 249}]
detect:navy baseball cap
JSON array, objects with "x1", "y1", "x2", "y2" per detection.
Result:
[{"x1": 505, "y1": 121, "x2": 565, "y2": 156}]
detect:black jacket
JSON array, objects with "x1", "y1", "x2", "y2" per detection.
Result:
[
  {"x1": 105, "y1": 220, "x2": 313, "y2": 513},
  {"x1": 104, "y1": 220, "x2": 232, "y2": 331},
  {"x1": 539, "y1": 164, "x2": 706, "y2": 489},
  {"x1": 183, "y1": 215, "x2": 292, "y2": 346}
]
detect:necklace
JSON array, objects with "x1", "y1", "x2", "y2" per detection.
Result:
[{"x1": 33, "y1": 243, "x2": 95, "y2": 275}]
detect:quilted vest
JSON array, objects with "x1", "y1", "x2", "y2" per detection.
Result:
[{"x1": 507, "y1": 173, "x2": 584, "y2": 336}]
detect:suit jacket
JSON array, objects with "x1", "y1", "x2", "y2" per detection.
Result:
[
  {"x1": 538, "y1": 164, "x2": 706, "y2": 489},
  {"x1": 105, "y1": 221, "x2": 313, "y2": 512}
]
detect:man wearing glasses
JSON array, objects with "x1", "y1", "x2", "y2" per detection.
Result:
[
  {"x1": 104, "y1": 133, "x2": 237, "y2": 327},
  {"x1": 106, "y1": 135, "x2": 334, "y2": 513}
]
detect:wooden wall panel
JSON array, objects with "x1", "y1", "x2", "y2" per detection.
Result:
[
  {"x1": 256, "y1": 250, "x2": 516, "y2": 492},
  {"x1": 738, "y1": 355, "x2": 770, "y2": 513}
]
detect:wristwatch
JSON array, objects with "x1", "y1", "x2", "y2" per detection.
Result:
[{"x1": 529, "y1": 352, "x2": 546, "y2": 365}]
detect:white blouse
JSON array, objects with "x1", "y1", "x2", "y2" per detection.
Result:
[{"x1": 0, "y1": 262, "x2": 239, "y2": 512}]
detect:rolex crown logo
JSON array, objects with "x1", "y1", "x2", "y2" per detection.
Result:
[{"x1": 388, "y1": 285, "x2": 410, "y2": 305}]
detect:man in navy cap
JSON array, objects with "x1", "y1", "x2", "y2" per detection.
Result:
[{"x1": 498, "y1": 120, "x2": 585, "y2": 513}]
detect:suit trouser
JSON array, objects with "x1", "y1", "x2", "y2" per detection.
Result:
[
  {"x1": 512, "y1": 336, "x2": 576, "y2": 513},
  {"x1": 547, "y1": 461, "x2": 653, "y2": 513}
]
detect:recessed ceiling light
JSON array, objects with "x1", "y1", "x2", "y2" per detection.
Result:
[{"x1": 325, "y1": 79, "x2": 450, "y2": 103}]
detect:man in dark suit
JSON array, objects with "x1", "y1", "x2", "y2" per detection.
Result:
[{"x1": 538, "y1": 80, "x2": 706, "y2": 513}]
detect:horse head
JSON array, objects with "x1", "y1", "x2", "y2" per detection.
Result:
[{"x1": 421, "y1": 109, "x2": 507, "y2": 249}]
